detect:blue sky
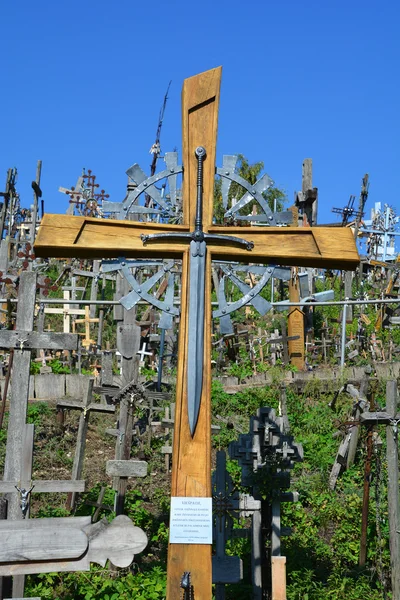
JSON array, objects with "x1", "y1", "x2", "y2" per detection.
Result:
[{"x1": 1, "y1": 0, "x2": 398, "y2": 225}]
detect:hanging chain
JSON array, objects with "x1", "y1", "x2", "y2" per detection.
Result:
[{"x1": 180, "y1": 571, "x2": 193, "y2": 600}]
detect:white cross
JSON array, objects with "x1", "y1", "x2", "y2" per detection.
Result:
[
  {"x1": 44, "y1": 290, "x2": 86, "y2": 333},
  {"x1": 137, "y1": 342, "x2": 153, "y2": 363}
]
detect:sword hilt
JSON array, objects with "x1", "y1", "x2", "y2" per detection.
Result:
[
  {"x1": 141, "y1": 231, "x2": 253, "y2": 251},
  {"x1": 141, "y1": 145, "x2": 254, "y2": 253}
]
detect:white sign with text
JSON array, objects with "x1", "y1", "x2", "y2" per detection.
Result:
[{"x1": 169, "y1": 497, "x2": 212, "y2": 544}]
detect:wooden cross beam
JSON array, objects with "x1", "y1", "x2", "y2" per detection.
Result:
[
  {"x1": 0, "y1": 423, "x2": 85, "y2": 597},
  {"x1": 1, "y1": 273, "x2": 80, "y2": 600},
  {"x1": 359, "y1": 381, "x2": 400, "y2": 594},
  {"x1": 106, "y1": 459, "x2": 148, "y2": 515},
  {"x1": 3, "y1": 273, "x2": 79, "y2": 520},
  {"x1": 44, "y1": 290, "x2": 86, "y2": 333},
  {"x1": 62, "y1": 278, "x2": 86, "y2": 300},
  {"x1": 34, "y1": 67, "x2": 359, "y2": 600},
  {"x1": 73, "y1": 305, "x2": 99, "y2": 347},
  {"x1": 0, "y1": 514, "x2": 147, "y2": 575},
  {"x1": 0, "y1": 423, "x2": 85, "y2": 510},
  {"x1": 83, "y1": 486, "x2": 113, "y2": 522},
  {"x1": 56, "y1": 378, "x2": 115, "y2": 510}
]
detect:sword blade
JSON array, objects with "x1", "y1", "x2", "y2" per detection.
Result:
[{"x1": 187, "y1": 240, "x2": 206, "y2": 436}]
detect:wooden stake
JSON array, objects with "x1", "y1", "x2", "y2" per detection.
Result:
[
  {"x1": 288, "y1": 270, "x2": 304, "y2": 370},
  {"x1": 386, "y1": 380, "x2": 400, "y2": 599}
]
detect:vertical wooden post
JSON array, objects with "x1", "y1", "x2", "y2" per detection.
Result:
[
  {"x1": 288, "y1": 270, "x2": 304, "y2": 370},
  {"x1": 66, "y1": 379, "x2": 94, "y2": 511},
  {"x1": 114, "y1": 277, "x2": 140, "y2": 515},
  {"x1": 271, "y1": 500, "x2": 281, "y2": 557},
  {"x1": 3, "y1": 273, "x2": 36, "y2": 599},
  {"x1": 359, "y1": 388, "x2": 375, "y2": 566},
  {"x1": 344, "y1": 271, "x2": 353, "y2": 322},
  {"x1": 30, "y1": 160, "x2": 42, "y2": 244},
  {"x1": 252, "y1": 506, "x2": 263, "y2": 600},
  {"x1": 0, "y1": 169, "x2": 9, "y2": 239},
  {"x1": 90, "y1": 260, "x2": 100, "y2": 319},
  {"x1": 271, "y1": 557, "x2": 286, "y2": 600},
  {"x1": 386, "y1": 380, "x2": 400, "y2": 600},
  {"x1": 10, "y1": 424, "x2": 35, "y2": 598},
  {"x1": 166, "y1": 68, "x2": 221, "y2": 600},
  {"x1": 101, "y1": 351, "x2": 114, "y2": 387},
  {"x1": 96, "y1": 274, "x2": 107, "y2": 349},
  {"x1": 347, "y1": 366, "x2": 371, "y2": 469},
  {"x1": 302, "y1": 159, "x2": 313, "y2": 225},
  {"x1": 3, "y1": 273, "x2": 36, "y2": 519}
]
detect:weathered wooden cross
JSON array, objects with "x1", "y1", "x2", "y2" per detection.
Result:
[
  {"x1": 56, "y1": 378, "x2": 115, "y2": 510},
  {"x1": 34, "y1": 67, "x2": 359, "y2": 600},
  {"x1": 44, "y1": 289, "x2": 86, "y2": 333},
  {"x1": 73, "y1": 305, "x2": 100, "y2": 348}
]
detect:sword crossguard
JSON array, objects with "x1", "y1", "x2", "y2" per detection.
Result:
[{"x1": 141, "y1": 231, "x2": 253, "y2": 251}]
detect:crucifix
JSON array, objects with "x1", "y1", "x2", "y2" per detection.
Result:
[{"x1": 34, "y1": 67, "x2": 359, "y2": 600}]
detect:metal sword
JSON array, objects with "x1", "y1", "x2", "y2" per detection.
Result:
[{"x1": 141, "y1": 146, "x2": 253, "y2": 436}]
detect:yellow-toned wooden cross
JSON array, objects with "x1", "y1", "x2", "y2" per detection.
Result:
[
  {"x1": 34, "y1": 67, "x2": 359, "y2": 600},
  {"x1": 73, "y1": 305, "x2": 99, "y2": 348}
]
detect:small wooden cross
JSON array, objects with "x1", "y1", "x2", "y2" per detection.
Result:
[
  {"x1": 0, "y1": 423, "x2": 86, "y2": 517},
  {"x1": 57, "y1": 378, "x2": 115, "y2": 510},
  {"x1": 44, "y1": 290, "x2": 86, "y2": 333},
  {"x1": 106, "y1": 459, "x2": 148, "y2": 515},
  {"x1": 34, "y1": 67, "x2": 359, "y2": 600},
  {"x1": 73, "y1": 305, "x2": 99, "y2": 347}
]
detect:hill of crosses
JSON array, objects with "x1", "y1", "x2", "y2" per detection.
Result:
[{"x1": 0, "y1": 68, "x2": 399, "y2": 600}]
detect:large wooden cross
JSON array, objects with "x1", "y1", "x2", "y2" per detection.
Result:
[{"x1": 34, "y1": 67, "x2": 359, "y2": 600}]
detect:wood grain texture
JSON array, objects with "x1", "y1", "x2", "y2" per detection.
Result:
[
  {"x1": 0, "y1": 516, "x2": 147, "y2": 576},
  {"x1": 56, "y1": 400, "x2": 115, "y2": 413},
  {"x1": 0, "y1": 527, "x2": 88, "y2": 561},
  {"x1": 271, "y1": 556, "x2": 287, "y2": 600},
  {"x1": 0, "y1": 481, "x2": 85, "y2": 493},
  {"x1": 385, "y1": 381, "x2": 400, "y2": 599},
  {"x1": 166, "y1": 67, "x2": 221, "y2": 600},
  {"x1": 34, "y1": 216, "x2": 359, "y2": 270},
  {"x1": 3, "y1": 273, "x2": 36, "y2": 520},
  {"x1": 181, "y1": 66, "x2": 221, "y2": 228},
  {"x1": 0, "y1": 330, "x2": 78, "y2": 351},
  {"x1": 87, "y1": 515, "x2": 147, "y2": 568},
  {"x1": 360, "y1": 411, "x2": 400, "y2": 424},
  {"x1": 66, "y1": 379, "x2": 94, "y2": 510},
  {"x1": 288, "y1": 274, "x2": 304, "y2": 369}
]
